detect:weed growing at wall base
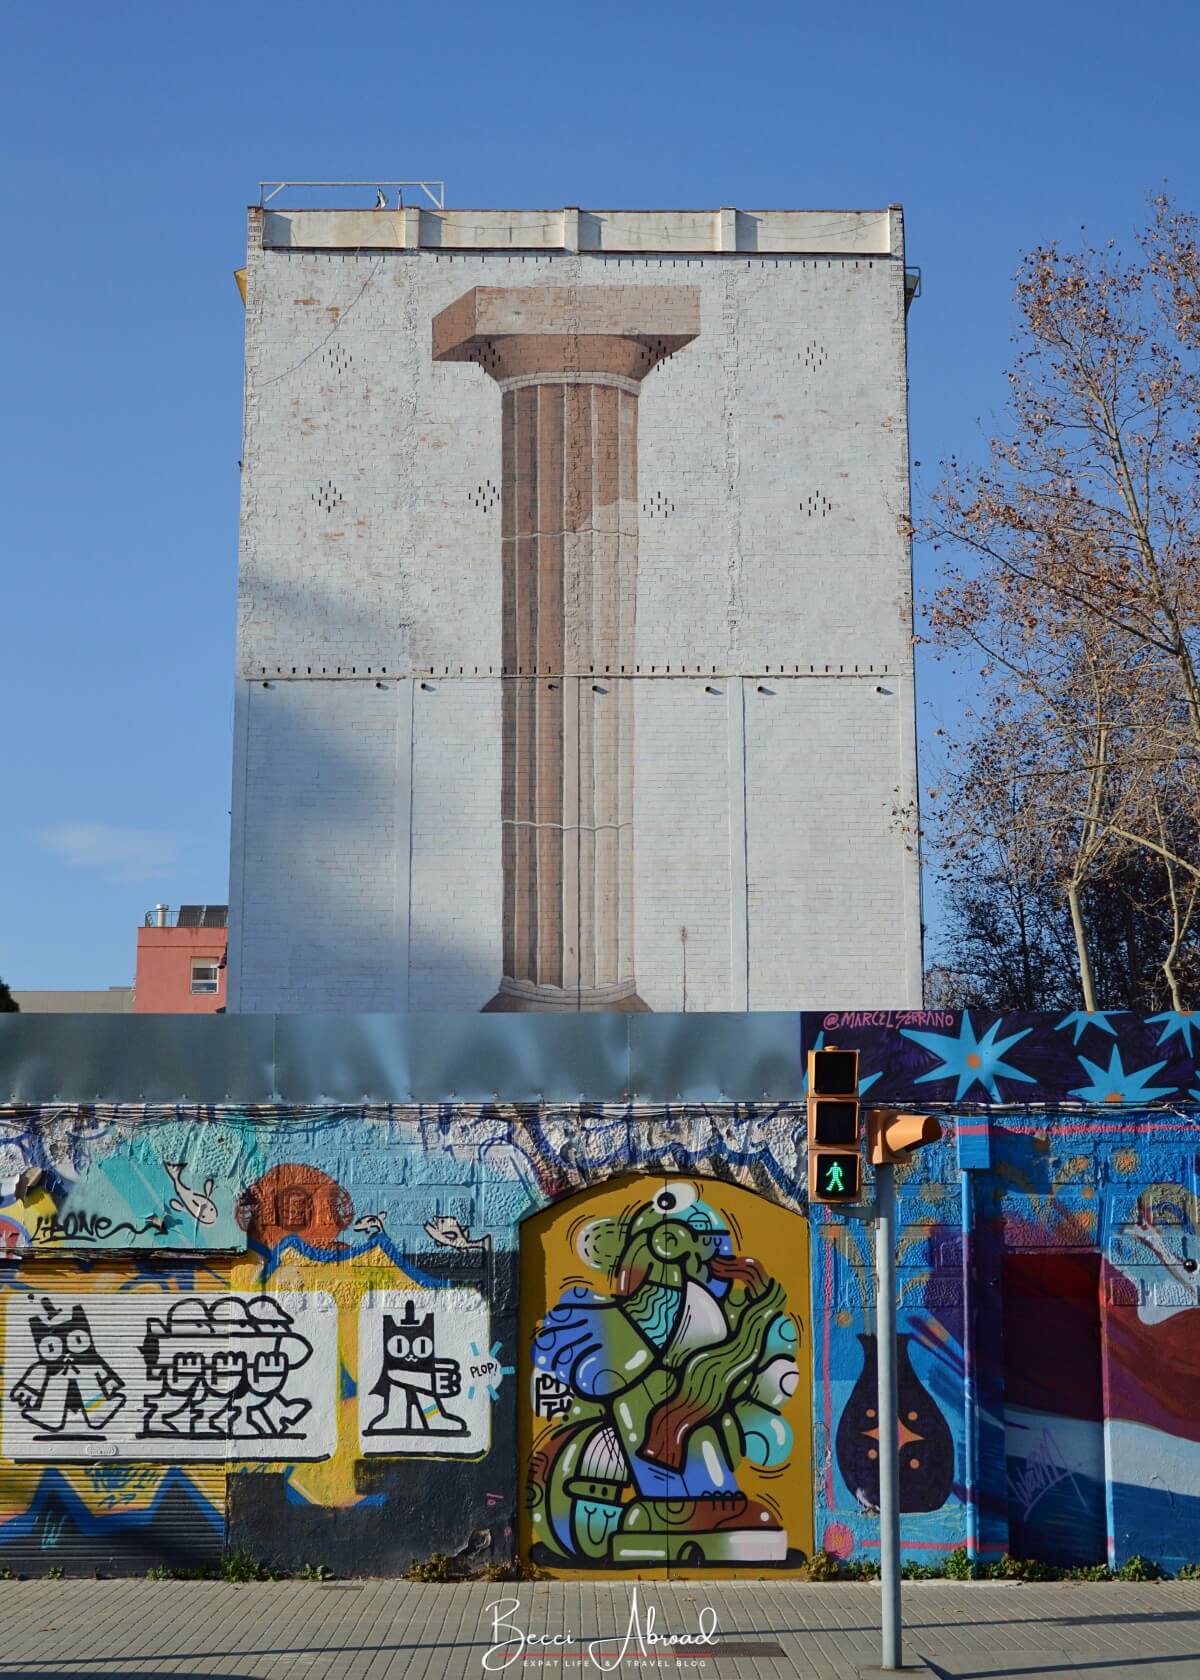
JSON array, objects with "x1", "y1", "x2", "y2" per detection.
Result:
[
  {"x1": 144, "y1": 1550, "x2": 284, "y2": 1583},
  {"x1": 126, "y1": 1550, "x2": 1200, "y2": 1586},
  {"x1": 478, "y1": 1559, "x2": 550, "y2": 1583},
  {"x1": 1114, "y1": 1555, "x2": 1164, "y2": 1581},
  {"x1": 406, "y1": 1552, "x2": 454, "y2": 1583},
  {"x1": 808, "y1": 1548, "x2": 1194, "y2": 1584}
]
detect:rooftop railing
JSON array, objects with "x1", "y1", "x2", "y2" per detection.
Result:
[{"x1": 259, "y1": 180, "x2": 445, "y2": 209}]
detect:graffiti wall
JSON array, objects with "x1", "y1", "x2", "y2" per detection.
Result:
[
  {"x1": 0, "y1": 1008, "x2": 1195, "y2": 1575},
  {"x1": 810, "y1": 1142, "x2": 966, "y2": 1568},
  {"x1": 521, "y1": 1174, "x2": 812, "y2": 1574},
  {"x1": 4, "y1": 1289, "x2": 336, "y2": 1462},
  {"x1": 0, "y1": 1100, "x2": 808, "y2": 1576},
  {"x1": 809, "y1": 1108, "x2": 1200, "y2": 1575}
]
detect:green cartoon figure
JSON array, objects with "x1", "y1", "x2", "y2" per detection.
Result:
[{"x1": 527, "y1": 1180, "x2": 801, "y2": 1566}]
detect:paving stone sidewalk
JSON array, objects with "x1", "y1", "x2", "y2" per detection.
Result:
[{"x1": 1, "y1": 1578, "x2": 1198, "y2": 1680}]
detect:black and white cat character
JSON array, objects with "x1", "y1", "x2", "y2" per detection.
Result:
[
  {"x1": 9, "y1": 1302, "x2": 125, "y2": 1435},
  {"x1": 364, "y1": 1300, "x2": 465, "y2": 1435}
]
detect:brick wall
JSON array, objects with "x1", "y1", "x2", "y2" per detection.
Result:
[{"x1": 228, "y1": 216, "x2": 921, "y2": 1012}]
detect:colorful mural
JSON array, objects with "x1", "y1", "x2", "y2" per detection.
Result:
[
  {"x1": 815, "y1": 1007, "x2": 1200, "y2": 1108},
  {"x1": 835, "y1": 1333, "x2": 954, "y2": 1514},
  {"x1": 0, "y1": 1007, "x2": 1195, "y2": 1576},
  {"x1": 520, "y1": 1175, "x2": 812, "y2": 1575},
  {"x1": 812, "y1": 1199, "x2": 967, "y2": 1564},
  {"x1": 0, "y1": 1123, "x2": 514, "y2": 1575}
]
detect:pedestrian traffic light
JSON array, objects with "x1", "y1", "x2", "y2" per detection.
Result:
[
  {"x1": 807, "y1": 1047, "x2": 862, "y2": 1203},
  {"x1": 810, "y1": 1148, "x2": 861, "y2": 1201},
  {"x1": 866, "y1": 1108, "x2": 943, "y2": 1165}
]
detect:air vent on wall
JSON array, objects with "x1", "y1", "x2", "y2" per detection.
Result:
[
  {"x1": 803, "y1": 491, "x2": 832, "y2": 518},
  {"x1": 314, "y1": 480, "x2": 344, "y2": 514},
  {"x1": 470, "y1": 479, "x2": 499, "y2": 512},
  {"x1": 642, "y1": 491, "x2": 673, "y2": 519},
  {"x1": 800, "y1": 342, "x2": 828, "y2": 370}
]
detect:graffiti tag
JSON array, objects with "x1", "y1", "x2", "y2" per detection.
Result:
[
  {"x1": 822, "y1": 1011, "x2": 956, "y2": 1031},
  {"x1": 27, "y1": 1211, "x2": 168, "y2": 1247},
  {"x1": 1009, "y1": 1427, "x2": 1090, "y2": 1519}
]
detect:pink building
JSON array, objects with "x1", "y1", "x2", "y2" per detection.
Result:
[{"x1": 134, "y1": 905, "x2": 227, "y2": 1013}]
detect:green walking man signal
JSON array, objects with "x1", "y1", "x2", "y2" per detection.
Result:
[
  {"x1": 813, "y1": 1149, "x2": 861, "y2": 1201},
  {"x1": 816, "y1": 1155, "x2": 853, "y2": 1196}
]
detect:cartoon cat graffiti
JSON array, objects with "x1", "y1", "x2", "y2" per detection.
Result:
[
  {"x1": 8, "y1": 1302, "x2": 125, "y2": 1436},
  {"x1": 363, "y1": 1301, "x2": 465, "y2": 1436}
]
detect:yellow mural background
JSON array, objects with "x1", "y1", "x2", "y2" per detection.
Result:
[{"x1": 518, "y1": 1172, "x2": 813, "y2": 1578}]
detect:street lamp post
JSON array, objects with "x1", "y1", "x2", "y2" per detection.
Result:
[{"x1": 875, "y1": 1159, "x2": 903, "y2": 1671}]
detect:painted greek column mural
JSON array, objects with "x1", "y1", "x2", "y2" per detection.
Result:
[
  {"x1": 433, "y1": 287, "x2": 701, "y2": 1012},
  {"x1": 519, "y1": 1174, "x2": 813, "y2": 1575}
]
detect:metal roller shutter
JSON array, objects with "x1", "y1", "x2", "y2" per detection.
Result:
[{"x1": 0, "y1": 1259, "x2": 232, "y2": 1575}]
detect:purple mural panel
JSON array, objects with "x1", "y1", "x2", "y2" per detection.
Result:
[{"x1": 805, "y1": 1009, "x2": 1200, "y2": 1109}]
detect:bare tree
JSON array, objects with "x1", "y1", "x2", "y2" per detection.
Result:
[{"x1": 924, "y1": 200, "x2": 1200, "y2": 1006}]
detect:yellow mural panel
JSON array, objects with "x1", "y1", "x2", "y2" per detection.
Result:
[{"x1": 519, "y1": 1173, "x2": 812, "y2": 1578}]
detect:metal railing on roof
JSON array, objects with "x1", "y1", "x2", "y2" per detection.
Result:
[{"x1": 259, "y1": 180, "x2": 445, "y2": 209}]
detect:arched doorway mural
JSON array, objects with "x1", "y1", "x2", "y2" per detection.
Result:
[{"x1": 519, "y1": 1173, "x2": 813, "y2": 1577}]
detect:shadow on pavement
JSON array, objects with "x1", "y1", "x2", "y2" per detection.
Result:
[{"x1": 925, "y1": 1653, "x2": 1200, "y2": 1679}]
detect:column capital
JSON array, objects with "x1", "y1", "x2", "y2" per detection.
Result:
[{"x1": 432, "y1": 285, "x2": 700, "y2": 383}]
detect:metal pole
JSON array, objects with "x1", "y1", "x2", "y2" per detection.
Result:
[{"x1": 875, "y1": 1161, "x2": 902, "y2": 1670}]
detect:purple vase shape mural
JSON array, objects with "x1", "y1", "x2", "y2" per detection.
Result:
[{"x1": 835, "y1": 1332, "x2": 953, "y2": 1512}]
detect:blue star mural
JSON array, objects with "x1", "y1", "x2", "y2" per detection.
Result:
[
  {"x1": 901, "y1": 1015, "x2": 1036, "y2": 1103},
  {"x1": 1070, "y1": 1046, "x2": 1175, "y2": 1106},
  {"x1": 1147, "y1": 1011, "x2": 1200, "y2": 1056},
  {"x1": 1054, "y1": 1010, "x2": 1125, "y2": 1046}
]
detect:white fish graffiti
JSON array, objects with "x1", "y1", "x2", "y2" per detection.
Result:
[
  {"x1": 165, "y1": 1162, "x2": 218, "y2": 1227},
  {"x1": 423, "y1": 1215, "x2": 492, "y2": 1254}
]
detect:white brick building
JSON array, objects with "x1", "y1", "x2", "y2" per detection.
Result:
[{"x1": 228, "y1": 202, "x2": 922, "y2": 1012}]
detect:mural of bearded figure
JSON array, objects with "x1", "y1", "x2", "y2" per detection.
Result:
[{"x1": 527, "y1": 1180, "x2": 802, "y2": 1567}]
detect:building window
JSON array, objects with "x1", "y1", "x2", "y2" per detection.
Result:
[{"x1": 191, "y1": 961, "x2": 220, "y2": 995}]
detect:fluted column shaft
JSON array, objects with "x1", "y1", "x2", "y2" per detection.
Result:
[
  {"x1": 432, "y1": 286, "x2": 700, "y2": 1011},
  {"x1": 500, "y1": 374, "x2": 638, "y2": 1006}
]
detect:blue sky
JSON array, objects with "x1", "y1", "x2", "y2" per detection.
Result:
[{"x1": 4, "y1": 0, "x2": 1199, "y2": 991}]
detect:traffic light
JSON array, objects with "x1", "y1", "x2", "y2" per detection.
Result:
[
  {"x1": 810, "y1": 1148, "x2": 861, "y2": 1202},
  {"x1": 807, "y1": 1047, "x2": 862, "y2": 1203},
  {"x1": 866, "y1": 1108, "x2": 943, "y2": 1164}
]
